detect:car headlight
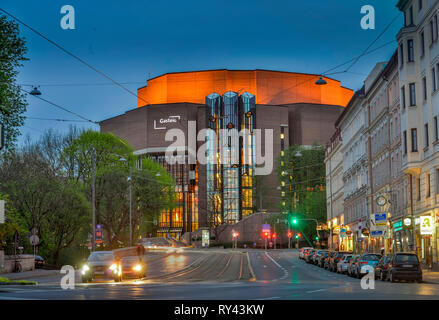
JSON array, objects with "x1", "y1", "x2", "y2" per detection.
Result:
[
  {"x1": 82, "y1": 264, "x2": 90, "y2": 275},
  {"x1": 133, "y1": 264, "x2": 142, "y2": 272},
  {"x1": 109, "y1": 263, "x2": 118, "y2": 272}
]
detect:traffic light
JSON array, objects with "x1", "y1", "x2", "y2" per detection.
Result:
[
  {"x1": 292, "y1": 218, "x2": 298, "y2": 224},
  {"x1": 315, "y1": 236, "x2": 319, "y2": 241},
  {"x1": 264, "y1": 232, "x2": 269, "y2": 238},
  {"x1": 287, "y1": 231, "x2": 293, "y2": 238},
  {"x1": 294, "y1": 235, "x2": 299, "y2": 239},
  {"x1": 272, "y1": 233, "x2": 277, "y2": 239}
]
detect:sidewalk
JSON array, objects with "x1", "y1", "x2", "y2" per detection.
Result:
[
  {"x1": 0, "y1": 269, "x2": 59, "y2": 281},
  {"x1": 422, "y1": 269, "x2": 439, "y2": 284}
]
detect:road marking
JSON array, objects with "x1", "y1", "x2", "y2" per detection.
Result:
[
  {"x1": 255, "y1": 296, "x2": 281, "y2": 300},
  {"x1": 265, "y1": 252, "x2": 288, "y2": 281},
  {"x1": 306, "y1": 289, "x2": 326, "y2": 293}
]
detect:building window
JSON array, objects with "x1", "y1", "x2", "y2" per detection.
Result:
[
  {"x1": 418, "y1": 0, "x2": 423, "y2": 11},
  {"x1": 435, "y1": 116, "x2": 438, "y2": 141},
  {"x1": 408, "y1": 39, "x2": 414, "y2": 62},
  {"x1": 409, "y1": 83, "x2": 416, "y2": 106},
  {"x1": 409, "y1": 6, "x2": 414, "y2": 25},
  {"x1": 423, "y1": 77, "x2": 427, "y2": 100},
  {"x1": 425, "y1": 123, "x2": 429, "y2": 147},
  {"x1": 400, "y1": 43, "x2": 404, "y2": 67},
  {"x1": 436, "y1": 169, "x2": 439, "y2": 194},
  {"x1": 417, "y1": 178, "x2": 421, "y2": 201},
  {"x1": 435, "y1": 15, "x2": 439, "y2": 40},
  {"x1": 403, "y1": 130, "x2": 408, "y2": 154},
  {"x1": 411, "y1": 128, "x2": 418, "y2": 152},
  {"x1": 433, "y1": 68, "x2": 437, "y2": 92},
  {"x1": 427, "y1": 173, "x2": 431, "y2": 198},
  {"x1": 401, "y1": 86, "x2": 406, "y2": 109},
  {"x1": 421, "y1": 31, "x2": 425, "y2": 56}
]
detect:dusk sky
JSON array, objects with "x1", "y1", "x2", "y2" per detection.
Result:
[{"x1": 1, "y1": 1, "x2": 403, "y2": 145}]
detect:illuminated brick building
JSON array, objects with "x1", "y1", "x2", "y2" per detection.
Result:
[{"x1": 100, "y1": 69, "x2": 353, "y2": 238}]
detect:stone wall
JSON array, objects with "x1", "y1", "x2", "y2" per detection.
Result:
[{"x1": 3, "y1": 255, "x2": 35, "y2": 273}]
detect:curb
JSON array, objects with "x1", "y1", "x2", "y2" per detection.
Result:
[{"x1": 0, "y1": 271, "x2": 59, "y2": 281}]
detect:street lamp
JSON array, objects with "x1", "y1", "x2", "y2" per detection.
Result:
[
  {"x1": 315, "y1": 76, "x2": 327, "y2": 85},
  {"x1": 119, "y1": 157, "x2": 133, "y2": 247},
  {"x1": 29, "y1": 86, "x2": 42, "y2": 96}
]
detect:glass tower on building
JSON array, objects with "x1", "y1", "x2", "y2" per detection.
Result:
[{"x1": 206, "y1": 91, "x2": 256, "y2": 226}]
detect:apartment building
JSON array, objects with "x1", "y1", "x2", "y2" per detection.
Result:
[{"x1": 397, "y1": 0, "x2": 439, "y2": 268}]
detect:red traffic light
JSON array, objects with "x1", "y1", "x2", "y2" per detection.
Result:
[
  {"x1": 263, "y1": 232, "x2": 269, "y2": 238},
  {"x1": 272, "y1": 233, "x2": 277, "y2": 239},
  {"x1": 297, "y1": 233, "x2": 302, "y2": 238},
  {"x1": 287, "y1": 231, "x2": 293, "y2": 238}
]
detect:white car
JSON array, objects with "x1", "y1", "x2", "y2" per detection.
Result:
[{"x1": 337, "y1": 254, "x2": 353, "y2": 273}]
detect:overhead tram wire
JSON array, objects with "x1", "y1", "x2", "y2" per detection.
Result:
[
  {"x1": 26, "y1": 117, "x2": 90, "y2": 123},
  {"x1": 343, "y1": 12, "x2": 402, "y2": 73},
  {"x1": 19, "y1": 86, "x2": 98, "y2": 125},
  {"x1": 0, "y1": 7, "x2": 150, "y2": 106}
]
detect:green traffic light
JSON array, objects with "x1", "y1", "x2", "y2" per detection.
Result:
[
  {"x1": 295, "y1": 235, "x2": 299, "y2": 239},
  {"x1": 315, "y1": 236, "x2": 319, "y2": 241},
  {"x1": 292, "y1": 219, "x2": 297, "y2": 224}
]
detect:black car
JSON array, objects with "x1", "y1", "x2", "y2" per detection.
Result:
[
  {"x1": 324, "y1": 252, "x2": 336, "y2": 269},
  {"x1": 81, "y1": 251, "x2": 122, "y2": 283},
  {"x1": 375, "y1": 255, "x2": 391, "y2": 281},
  {"x1": 120, "y1": 256, "x2": 146, "y2": 280},
  {"x1": 34, "y1": 255, "x2": 45, "y2": 269},
  {"x1": 317, "y1": 251, "x2": 329, "y2": 268},
  {"x1": 305, "y1": 249, "x2": 316, "y2": 263},
  {"x1": 386, "y1": 253, "x2": 422, "y2": 283}
]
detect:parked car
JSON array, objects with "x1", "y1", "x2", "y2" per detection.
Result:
[
  {"x1": 375, "y1": 255, "x2": 391, "y2": 281},
  {"x1": 318, "y1": 251, "x2": 329, "y2": 268},
  {"x1": 386, "y1": 253, "x2": 422, "y2": 283},
  {"x1": 120, "y1": 256, "x2": 146, "y2": 280},
  {"x1": 81, "y1": 251, "x2": 122, "y2": 283},
  {"x1": 336, "y1": 254, "x2": 353, "y2": 274},
  {"x1": 299, "y1": 247, "x2": 313, "y2": 260},
  {"x1": 353, "y1": 253, "x2": 382, "y2": 278},
  {"x1": 305, "y1": 249, "x2": 316, "y2": 263},
  {"x1": 329, "y1": 251, "x2": 351, "y2": 272},
  {"x1": 34, "y1": 255, "x2": 45, "y2": 269},
  {"x1": 324, "y1": 252, "x2": 336, "y2": 269},
  {"x1": 347, "y1": 255, "x2": 360, "y2": 277},
  {"x1": 313, "y1": 250, "x2": 327, "y2": 265}
]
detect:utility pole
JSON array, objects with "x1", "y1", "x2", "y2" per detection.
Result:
[
  {"x1": 129, "y1": 166, "x2": 132, "y2": 247},
  {"x1": 92, "y1": 148, "x2": 96, "y2": 251}
]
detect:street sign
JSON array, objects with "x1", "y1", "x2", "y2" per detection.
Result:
[
  {"x1": 201, "y1": 229, "x2": 209, "y2": 247},
  {"x1": 420, "y1": 216, "x2": 434, "y2": 235},
  {"x1": 0, "y1": 200, "x2": 5, "y2": 224},
  {"x1": 393, "y1": 220, "x2": 403, "y2": 232},
  {"x1": 374, "y1": 213, "x2": 387, "y2": 226},
  {"x1": 95, "y1": 224, "x2": 103, "y2": 244},
  {"x1": 29, "y1": 234, "x2": 39, "y2": 245}
]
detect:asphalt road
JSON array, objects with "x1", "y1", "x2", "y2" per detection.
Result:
[{"x1": 1, "y1": 249, "x2": 438, "y2": 300}]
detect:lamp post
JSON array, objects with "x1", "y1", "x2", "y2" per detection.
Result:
[
  {"x1": 92, "y1": 148, "x2": 96, "y2": 251},
  {"x1": 119, "y1": 157, "x2": 133, "y2": 246}
]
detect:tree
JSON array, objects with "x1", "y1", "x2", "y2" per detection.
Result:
[
  {"x1": 0, "y1": 134, "x2": 90, "y2": 264},
  {"x1": 0, "y1": 15, "x2": 28, "y2": 152},
  {"x1": 64, "y1": 130, "x2": 176, "y2": 248},
  {"x1": 276, "y1": 144, "x2": 326, "y2": 242}
]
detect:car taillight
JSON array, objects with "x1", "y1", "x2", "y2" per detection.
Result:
[{"x1": 360, "y1": 261, "x2": 368, "y2": 264}]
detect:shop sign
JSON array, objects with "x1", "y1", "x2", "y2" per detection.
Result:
[
  {"x1": 420, "y1": 216, "x2": 434, "y2": 235},
  {"x1": 393, "y1": 221, "x2": 403, "y2": 232},
  {"x1": 403, "y1": 217, "x2": 412, "y2": 229}
]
